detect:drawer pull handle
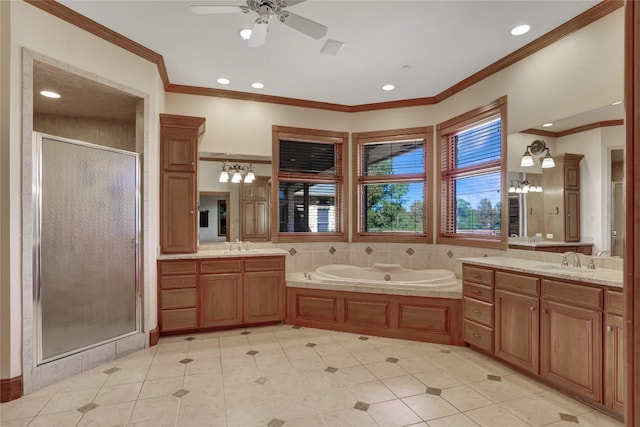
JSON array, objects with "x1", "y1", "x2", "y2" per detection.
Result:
[
  {"x1": 471, "y1": 289, "x2": 481, "y2": 294},
  {"x1": 471, "y1": 333, "x2": 482, "y2": 339},
  {"x1": 473, "y1": 310, "x2": 481, "y2": 314},
  {"x1": 606, "y1": 325, "x2": 613, "y2": 332},
  {"x1": 472, "y1": 273, "x2": 480, "y2": 279}
]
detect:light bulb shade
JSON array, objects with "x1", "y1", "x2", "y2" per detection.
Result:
[
  {"x1": 541, "y1": 151, "x2": 556, "y2": 168},
  {"x1": 535, "y1": 185, "x2": 543, "y2": 192},
  {"x1": 515, "y1": 187, "x2": 522, "y2": 193},
  {"x1": 508, "y1": 185, "x2": 516, "y2": 193},
  {"x1": 219, "y1": 170, "x2": 229, "y2": 182},
  {"x1": 231, "y1": 171, "x2": 242, "y2": 183},
  {"x1": 520, "y1": 148, "x2": 534, "y2": 167},
  {"x1": 246, "y1": 170, "x2": 255, "y2": 182}
]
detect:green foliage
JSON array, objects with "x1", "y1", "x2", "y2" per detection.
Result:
[{"x1": 456, "y1": 197, "x2": 501, "y2": 233}]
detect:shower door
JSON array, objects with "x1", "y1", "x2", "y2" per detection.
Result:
[{"x1": 34, "y1": 133, "x2": 140, "y2": 363}]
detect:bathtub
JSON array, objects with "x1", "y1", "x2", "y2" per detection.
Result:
[{"x1": 285, "y1": 263, "x2": 462, "y2": 345}]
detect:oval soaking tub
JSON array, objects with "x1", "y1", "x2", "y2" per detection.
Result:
[{"x1": 313, "y1": 263, "x2": 458, "y2": 289}]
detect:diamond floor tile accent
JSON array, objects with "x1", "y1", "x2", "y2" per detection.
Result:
[
  {"x1": 103, "y1": 367, "x2": 120, "y2": 375},
  {"x1": 77, "y1": 402, "x2": 99, "y2": 413},
  {"x1": 179, "y1": 358, "x2": 194, "y2": 364},
  {"x1": 426, "y1": 387, "x2": 442, "y2": 396},
  {"x1": 386, "y1": 357, "x2": 399, "y2": 364},
  {"x1": 358, "y1": 336, "x2": 369, "y2": 341},
  {"x1": 440, "y1": 349, "x2": 452, "y2": 354},
  {"x1": 560, "y1": 413, "x2": 580, "y2": 423},
  {"x1": 268, "y1": 418, "x2": 286, "y2": 427},
  {"x1": 487, "y1": 374, "x2": 502, "y2": 382},
  {"x1": 241, "y1": 331, "x2": 251, "y2": 335},
  {"x1": 246, "y1": 350, "x2": 259, "y2": 356},
  {"x1": 325, "y1": 367, "x2": 338, "y2": 373},
  {"x1": 255, "y1": 377, "x2": 268, "y2": 385},
  {"x1": 173, "y1": 389, "x2": 190, "y2": 398},
  {"x1": 354, "y1": 401, "x2": 370, "y2": 412},
  {"x1": 184, "y1": 336, "x2": 196, "y2": 341},
  {"x1": 306, "y1": 343, "x2": 317, "y2": 348}
]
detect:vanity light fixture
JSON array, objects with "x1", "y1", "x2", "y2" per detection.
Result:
[
  {"x1": 219, "y1": 161, "x2": 255, "y2": 184},
  {"x1": 508, "y1": 179, "x2": 543, "y2": 194},
  {"x1": 520, "y1": 139, "x2": 555, "y2": 168}
]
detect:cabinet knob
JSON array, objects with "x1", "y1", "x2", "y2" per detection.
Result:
[
  {"x1": 190, "y1": 210, "x2": 194, "y2": 215},
  {"x1": 542, "y1": 309, "x2": 548, "y2": 314},
  {"x1": 471, "y1": 333, "x2": 482, "y2": 339},
  {"x1": 606, "y1": 325, "x2": 613, "y2": 332},
  {"x1": 530, "y1": 306, "x2": 535, "y2": 312}
]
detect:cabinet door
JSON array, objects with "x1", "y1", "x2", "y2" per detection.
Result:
[
  {"x1": 200, "y1": 273, "x2": 243, "y2": 327},
  {"x1": 494, "y1": 290, "x2": 539, "y2": 374},
  {"x1": 565, "y1": 190, "x2": 580, "y2": 242},
  {"x1": 161, "y1": 172, "x2": 196, "y2": 253},
  {"x1": 242, "y1": 201, "x2": 256, "y2": 238},
  {"x1": 161, "y1": 127, "x2": 197, "y2": 172},
  {"x1": 540, "y1": 300, "x2": 602, "y2": 402},
  {"x1": 604, "y1": 313, "x2": 624, "y2": 415},
  {"x1": 244, "y1": 270, "x2": 284, "y2": 323}
]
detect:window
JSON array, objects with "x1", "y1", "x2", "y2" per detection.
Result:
[
  {"x1": 353, "y1": 127, "x2": 433, "y2": 242},
  {"x1": 272, "y1": 125, "x2": 348, "y2": 242},
  {"x1": 437, "y1": 97, "x2": 507, "y2": 249}
]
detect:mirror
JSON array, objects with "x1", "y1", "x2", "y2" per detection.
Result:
[
  {"x1": 507, "y1": 103, "x2": 624, "y2": 256},
  {"x1": 198, "y1": 153, "x2": 272, "y2": 246}
]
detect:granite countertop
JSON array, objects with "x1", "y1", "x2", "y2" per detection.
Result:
[
  {"x1": 508, "y1": 241, "x2": 594, "y2": 247},
  {"x1": 458, "y1": 256, "x2": 622, "y2": 289},
  {"x1": 157, "y1": 248, "x2": 288, "y2": 260}
]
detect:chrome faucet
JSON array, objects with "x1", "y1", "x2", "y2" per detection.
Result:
[
  {"x1": 597, "y1": 250, "x2": 610, "y2": 257},
  {"x1": 562, "y1": 251, "x2": 581, "y2": 268}
]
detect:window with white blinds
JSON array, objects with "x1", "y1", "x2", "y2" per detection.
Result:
[
  {"x1": 353, "y1": 127, "x2": 433, "y2": 242},
  {"x1": 437, "y1": 97, "x2": 507, "y2": 249},
  {"x1": 272, "y1": 125, "x2": 348, "y2": 242}
]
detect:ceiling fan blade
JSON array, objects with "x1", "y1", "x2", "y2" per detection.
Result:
[
  {"x1": 190, "y1": 4, "x2": 246, "y2": 14},
  {"x1": 278, "y1": 11, "x2": 327, "y2": 40},
  {"x1": 283, "y1": 0, "x2": 306, "y2": 7},
  {"x1": 248, "y1": 21, "x2": 268, "y2": 47}
]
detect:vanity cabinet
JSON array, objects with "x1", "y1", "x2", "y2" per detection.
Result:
[
  {"x1": 158, "y1": 255, "x2": 285, "y2": 334},
  {"x1": 462, "y1": 265, "x2": 494, "y2": 353},
  {"x1": 542, "y1": 153, "x2": 584, "y2": 242},
  {"x1": 540, "y1": 279, "x2": 602, "y2": 403},
  {"x1": 462, "y1": 262, "x2": 622, "y2": 418},
  {"x1": 604, "y1": 290, "x2": 624, "y2": 414},
  {"x1": 159, "y1": 114, "x2": 206, "y2": 254},
  {"x1": 494, "y1": 271, "x2": 539, "y2": 374}
]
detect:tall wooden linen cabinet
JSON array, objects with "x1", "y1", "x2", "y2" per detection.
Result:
[{"x1": 160, "y1": 114, "x2": 206, "y2": 254}]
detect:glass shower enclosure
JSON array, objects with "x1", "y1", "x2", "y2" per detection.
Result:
[{"x1": 33, "y1": 133, "x2": 140, "y2": 364}]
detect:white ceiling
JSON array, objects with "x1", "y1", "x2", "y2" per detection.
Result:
[{"x1": 57, "y1": 0, "x2": 601, "y2": 106}]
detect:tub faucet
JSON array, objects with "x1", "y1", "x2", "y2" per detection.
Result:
[{"x1": 562, "y1": 251, "x2": 581, "y2": 268}]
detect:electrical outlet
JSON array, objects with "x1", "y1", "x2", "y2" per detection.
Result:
[{"x1": 546, "y1": 234, "x2": 553, "y2": 239}]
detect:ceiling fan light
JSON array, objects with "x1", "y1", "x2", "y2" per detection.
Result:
[
  {"x1": 520, "y1": 147, "x2": 534, "y2": 167},
  {"x1": 238, "y1": 28, "x2": 252, "y2": 40}
]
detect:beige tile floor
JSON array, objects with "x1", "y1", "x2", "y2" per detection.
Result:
[{"x1": 0, "y1": 324, "x2": 624, "y2": 427}]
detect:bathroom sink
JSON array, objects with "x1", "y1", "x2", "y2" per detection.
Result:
[{"x1": 529, "y1": 264, "x2": 595, "y2": 277}]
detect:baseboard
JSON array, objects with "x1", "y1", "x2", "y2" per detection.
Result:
[
  {"x1": 149, "y1": 326, "x2": 160, "y2": 347},
  {"x1": 0, "y1": 375, "x2": 23, "y2": 402}
]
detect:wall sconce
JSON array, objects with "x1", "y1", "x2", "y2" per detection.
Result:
[
  {"x1": 219, "y1": 161, "x2": 255, "y2": 184},
  {"x1": 508, "y1": 179, "x2": 542, "y2": 194},
  {"x1": 520, "y1": 139, "x2": 555, "y2": 168}
]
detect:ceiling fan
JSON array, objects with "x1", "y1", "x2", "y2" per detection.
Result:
[{"x1": 190, "y1": 0, "x2": 328, "y2": 47}]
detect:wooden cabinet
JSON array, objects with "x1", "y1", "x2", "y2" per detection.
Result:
[
  {"x1": 159, "y1": 114, "x2": 205, "y2": 254},
  {"x1": 542, "y1": 153, "x2": 584, "y2": 242},
  {"x1": 494, "y1": 271, "x2": 539, "y2": 374},
  {"x1": 242, "y1": 176, "x2": 270, "y2": 241},
  {"x1": 462, "y1": 265, "x2": 494, "y2": 353},
  {"x1": 158, "y1": 260, "x2": 198, "y2": 331},
  {"x1": 539, "y1": 279, "x2": 603, "y2": 403},
  {"x1": 158, "y1": 255, "x2": 285, "y2": 334},
  {"x1": 604, "y1": 290, "x2": 624, "y2": 415}
]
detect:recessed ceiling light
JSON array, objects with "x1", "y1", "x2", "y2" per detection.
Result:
[
  {"x1": 382, "y1": 84, "x2": 395, "y2": 91},
  {"x1": 238, "y1": 28, "x2": 252, "y2": 40},
  {"x1": 611, "y1": 100, "x2": 623, "y2": 105},
  {"x1": 251, "y1": 82, "x2": 264, "y2": 89},
  {"x1": 542, "y1": 122, "x2": 554, "y2": 128},
  {"x1": 511, "y1": 24, "x2": 531, "y2": 36},
  {"x1": 40, "y1": 90, "x2": 61, "y2": 98},
  {"x1": 217, "y1": 77, "x2": 230, "y2": 85}
]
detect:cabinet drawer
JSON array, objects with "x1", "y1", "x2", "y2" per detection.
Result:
[
  {"x1": 463, "y1": 320, "x2": 493, "y2": 353},
  {"x1": 159, "y1": 260, "x2": 197, "y2": 275},
  {"x1": 245, "y1": 256, "x2": 285, "y2": 272},
  {"x1": 161, "y1": 308, "x2": 198, "y2": 331},
  {"x1": 200, "y1": 258, "x2": 242, "y2": 274},
  {"x1": 462, "y1": 265, "x2": 493, "y2": 285},
  {"x1": 161, "y1": 289, "x2": 197, "y2": 309},
  {"x1": 541, "y1": 279, "x2": 602, "y2": 310},
  {"x1": 463, "y1": 298, "x2": 493, "y2": 327},
  {"x1": 495, "y1": 271, "x2": 539, "y2": 295},
  {"x1": 160, "y1": 275, "x2": 197, "y2": 289},
  {"x1": 463, "y1": 282, "x2": 493, "y2": 303},
  {"x1": 605, "y1": 290, "x2": 623, "y2": 316}
]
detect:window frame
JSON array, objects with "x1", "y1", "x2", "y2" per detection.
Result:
[
  {"x1": 272, "y1": 125, "x2": 349, "y2": 243},
  {"x1": 436, "y1": 97, "x2": 508, "y2": 249},
  {"x1": 352, "y1": 127, "x2": 433, "y2": 243}
]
